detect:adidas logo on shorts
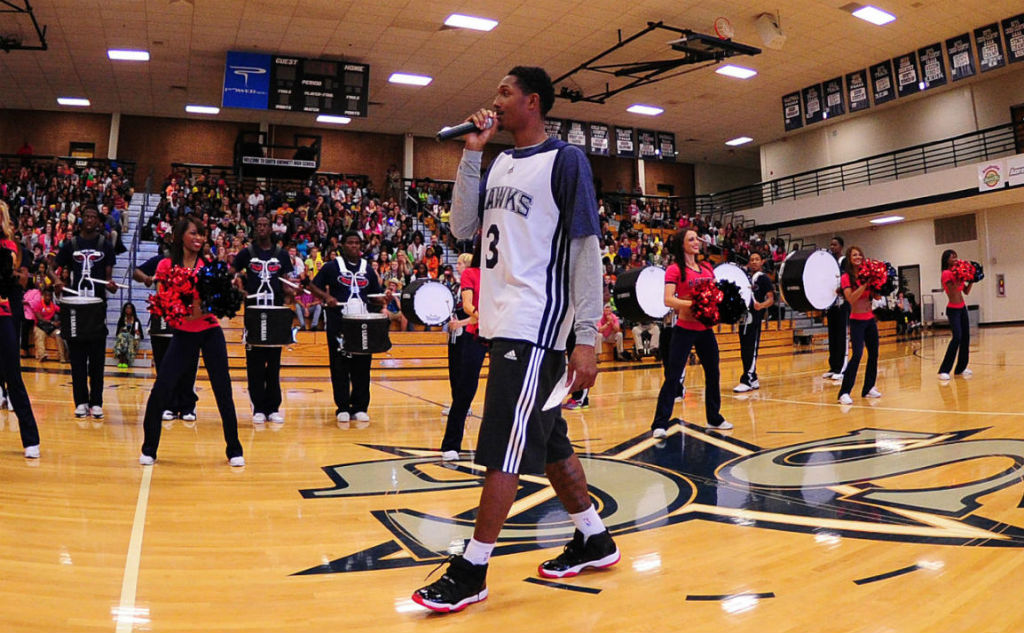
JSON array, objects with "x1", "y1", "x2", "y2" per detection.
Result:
[{"x1": 504, "y1": 349, "x2": 518, "y2": 361}]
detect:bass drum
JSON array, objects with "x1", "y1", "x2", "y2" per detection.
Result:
[
  {"x1": 400, "y1": 279, "x2": 454, "y2": 326},
  {"x1": 613, "y1": 266, "x2": 670, "y2": 322},
  {"x1": 779, "y1": 248, "x2": 841, "y2": 312},
  {"x1": 713, "y1": 262, "x2": 753, "y2": 307},
  {"x1": 243, "y1": 305, "x2": 294, "y2": 346}
]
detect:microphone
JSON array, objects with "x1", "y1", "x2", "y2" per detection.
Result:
[{"x1": 436, "y1": 118, "x2": 493, "y2": 142}]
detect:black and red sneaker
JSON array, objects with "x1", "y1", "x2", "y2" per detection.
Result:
[
  {"x1": 538, "y1": 529, "x2": 620, "y2": 579},
  {"x1": 412, "y1": 555, "x2": 488, "y2": 613}
]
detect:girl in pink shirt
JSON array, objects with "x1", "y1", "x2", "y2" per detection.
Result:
[
  {"x1": 937, "y1": 249, "x2": 973, "y2": 379},
  {"x1": 837, "y1": 246, "x2": 882, "y2": 404}
]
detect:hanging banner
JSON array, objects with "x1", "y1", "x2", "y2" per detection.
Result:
[
  {"x1": 544, "y1": 118, "x2": 565, "y2": 140},
  {"x1": 588, "y1": 122, "x2": 610, "y2": 156},
  {"x1": 802, "y1": 84, "x2": 824, "y2": 125},
  {"x1": 565, "y1": 120, "x2": 587, "y2": 150},
  {"x1": 917, "y1": 43, "x2": 947, "y2": 90},
  {"x1": 846, "y1": 70, "x2": 870, "y2": 112},
  {"x1": 637, "y1": 130, "x2": 658, "y2": 159},
  {"x1": 894, "y1": 52, "x2": 921, "y2": 98},
  {"x1": 946, "y1": 33, "x2": 976, "y2": 81},
  {"x1": 782, "y1": 91, "x2": 803, "y2": 131},
  {"x1": 822, "y1": 76, "x2": 845, "y2": 118},
  {"x1": 975, "y1": 23, "x2": 1006, "y2": 72},
  {"x1": 657, "y1": 132, "x2": 676, "y2": 161},
  {"x1": 1002, "y1": 14, "x2": 1024, "y2": 64},
  {"x1": 1007, "y1": 154, "x2": 1024, "y2": 187},
  {"x1": 614, "y1": 127, "x2": 635, "y2": 158},
  {"x1": 870, "y1": 60, "x2": 896, "y2": 105}
]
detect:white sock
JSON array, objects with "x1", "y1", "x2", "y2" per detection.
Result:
[
  {"x1": 462, "y1": 538, "x2": 494, "y2": 566},
  {"x1": 570, "y1": 505, "x2": 605, "y2": 540}
]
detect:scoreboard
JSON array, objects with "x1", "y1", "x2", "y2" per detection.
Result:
[{"x1": 223, "y1": 51, "x2": 369, "y2": 117}]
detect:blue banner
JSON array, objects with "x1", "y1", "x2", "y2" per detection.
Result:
[{"x1": 223, "y1": 51, "x2": 271, "y2": 110}]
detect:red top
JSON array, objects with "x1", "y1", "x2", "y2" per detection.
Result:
[
  {"x1": 666, "y1": 261, "x2": 714, "y2": 331},
  {"x1": 459, "y1": 267, "x2": 481, "y2": 336},
  {"x1": 0, "y1": 239, "x2": 17, "y2": 317},
  {"x1": 841, "y1": 273, "x2": 875, "y2": 320},
  {"x1": 941, "y1": 269, "x2": 965, "y2": 309},
  {"x1": 156, "y1": 257, "x2": 220, "y2": 332}
]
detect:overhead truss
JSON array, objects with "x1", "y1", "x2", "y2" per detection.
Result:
[{"x1": 0, "y1": 0, "x2": 48, "y2": 52}]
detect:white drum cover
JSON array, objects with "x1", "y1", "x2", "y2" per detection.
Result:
[
  {"x1": 801, "y1": 250, "x2": 841, "y2": 310},
  {"x1": 634, "y1": 266, "x2": 670, "y2": 319},
  {"x1": 713, "y1": 262, "x2": 753, "y2": 307},
  {"x1": 413, "y1": 281, "x2": 455, "y2": 326}
]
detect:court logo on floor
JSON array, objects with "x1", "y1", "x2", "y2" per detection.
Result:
[{"x1": 296, "y1": 424, "x2": 1024, "y2": 574}]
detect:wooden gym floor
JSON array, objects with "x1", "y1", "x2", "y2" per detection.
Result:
[{"x1": 1, "y1": 325, "x2": 1023, "y2": 633}]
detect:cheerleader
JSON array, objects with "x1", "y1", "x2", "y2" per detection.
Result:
[
  {"x1": 937, "y1": 249, "x2": 973, "y2": 380},
  {"x1": 0, "y1": 200, "x2": 41, "y2": 458},
  {"x1": 651, "y1": 228, "x2": 732, "y2": 437},
  {"x1": 837, "y1": 246, "x2": 882, "y2": 404},
  {"x1": 139, "y1": 216, "x2": 244, "y2": 466}
]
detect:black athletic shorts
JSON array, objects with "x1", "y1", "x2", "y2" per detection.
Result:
[{"x1": 474, "y1": 339, "x2": 574, "y2": 475}]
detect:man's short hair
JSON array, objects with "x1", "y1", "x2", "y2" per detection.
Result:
[
  {"x1": 508, "y1": 66, "x2": 555, "y2": 116},
  {"x1": 831, "y1": 235, "x2": 844, "y2": 247}
]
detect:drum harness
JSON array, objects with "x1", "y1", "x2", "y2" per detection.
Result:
[{"x1": 335, "y1": 255, "x2": 369, "y2": 354}]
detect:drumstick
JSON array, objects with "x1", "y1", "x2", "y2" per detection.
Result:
[
  {"x1": 60, "y1": 287, "x2": 81, "y2": 295},
  {"x1": 279, "y1": 277, "x2": 312, "y2": 295}
]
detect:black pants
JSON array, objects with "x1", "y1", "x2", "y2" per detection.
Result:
[
  {"x1": 21, "y1": 318, "x2": 34, "y2": 353},
  {"x1": 151, "y1": 335, "x2": 199, "y2": 415},
  {"x1": 660, "y1": 325, "x2": 685, "y2": 398},
  {"x1": 938, "y1": 306, "x2": 970, "y2": 375},
  {"x1": 738, "y1": 313, "x2": 763, "y2": 385},
  {"x1": 441, "y1": 333, "x2": 487, "y2": 452},
  {"x1": 653, "y1": 326, "x2": 722, "y2": 429},
  {"x1": 839, "y1": 318, "x2": 878, "y2": 398},
  {"x1": 826, "y1": 303, "x2": 849, "y2": 375},
  {"x1": 68, "y1": 337, "x2": 106, "y2": 407},
  {"x1": 141, "y1": 328, "x2": 242, "y2": 460},
  {"x1": 328, "y1": 346, "x2": 372, "y2": 415},
  {"x1": 246, "y1": 346, "x2": 283, "y2": 415},
  {"x1": 0, "y1": 316, "x2": 40, "y2": 448},
  {"x1": 447, "y1": 331, "x2": 460, "y2": 405}
]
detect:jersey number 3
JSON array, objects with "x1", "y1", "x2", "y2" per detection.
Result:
[{"x1": 485, "y1": 224, "x2": 500, "y2": 269}]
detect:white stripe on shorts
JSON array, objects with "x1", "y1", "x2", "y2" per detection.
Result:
[{"x1": 502, "y1": 346, "x2": 544, "y2": 473}]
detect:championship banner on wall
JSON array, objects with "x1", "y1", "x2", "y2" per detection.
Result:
[
  {"x1": 917, "y1": 43, "x2": 947, "y2": 90},
  {"x1": 565, "y1": 120, "x2": 587, "y2": 150},
  {"x1": 975, "y1": 23, "x2": 1006, "y2": 72},
  {"x1": 823, "y1": 77, "x2": 845, "y2": 118},
  {"x1": 978, "y1": 159, "x2": 1006, "y2": 192},
  {"x1": 1007, "y1": 154, "x2": 1024, "y2": 187},
  {"x1": 946, "y1": 33, "x2": 976, "y2": 81},
  {"x1": 544, "y1": 118, "x2": 565, "y2": 140},
  {"x1": 1002, "y1": 14, "x2": 1024, "y2": 64},
  {"x1": 870, "y1": 60, "x2": 896, "y2": 105},
  {"x1": 894, "y1": 52, "x2": 921, "y2": 98},
  {"x1": 588, "y1": 122, "x2": 610, "y2": 156},
  {"x1": 637, "y1": 130, "x2": 658, "y2": 159},
  {"x1": 657, "y1": 132, "x2": 676, "y2": 161},
  {"x1": 782, "y1": 91, "x2": 803, "y2": 130},
  {"x1": 802, "y1": 84, "x2": 824, "y2": 125},
  {"x1": 614, "y1": 126, "x2": 635, "y2": 158},
  {"x1": 846, "y1": 70, "x2": 870, "y2": 112}
]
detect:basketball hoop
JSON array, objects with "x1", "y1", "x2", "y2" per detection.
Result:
[{"x1": 713, "y1": 17, "x2": 734, "y2": 40}]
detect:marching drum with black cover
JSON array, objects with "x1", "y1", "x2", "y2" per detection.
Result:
[
  {"x1": 400, "y1": 278, "x2": 455, "y2": 326},
  {"x1": 325, "y1": 307, "x2": 392, "y2": 354},
  {"x1": 243, "y1": 305, "x2": 294, "y2": 346},
  {"x1": 149, "y1": 313, "x2": 172, "y2": 338},
  {"x1": 59, "y1": 296, "x2": 106, "y2": 341},
  {"x1": 613, "y1": 266, "x2": 670, "y2": 322},
  {"x1": 713, "y1": 262, "x2": 753, "y2": 307},
  {"x1": 779, "y1": 249, "x2": 841, "y2": 313}
]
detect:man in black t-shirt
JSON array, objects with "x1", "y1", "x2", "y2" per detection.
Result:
[
  {"x1": 823, "y1": 236, "x2": 849, "y2": 380},
  {"x1": 734, "y1": 252, "x2": 775, "y2": 393},
  {"x1": 232, "y1": 216, "x2": 294, "y2": 424},
  {"x1": 54, "y1": 206, "x2": 117, "y2": 419}
]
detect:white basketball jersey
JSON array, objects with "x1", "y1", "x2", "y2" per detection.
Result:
[{"x1": 479, "y1": 141, "x2": 573, "y2": 350}]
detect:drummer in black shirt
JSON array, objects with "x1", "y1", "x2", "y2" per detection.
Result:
[
  {"x1": 823, "y1": 236, "x2": 848, "y2": 381},
  {"x1": 54, "y1": 206, "x2": 118, "y2": 419},
  {"x1": 308, "y1": 231, "x2": 385, "y2": 427},
  {"x1": 135, "y1": 251, "x2": 200, "y2": 422},
  {"x1": 232, "y1": 216, "x2": 294, "y2": 425},
  {"x1": 733, "y1": 252, "x2": 774, "y2": 393}
]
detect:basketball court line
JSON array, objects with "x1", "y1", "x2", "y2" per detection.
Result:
[
  {"x1": 114, "y1": 465, "x2": 153, "y2": 633},
  {"x1": 734, "y1": 394, "x2": 1024, "y2": 418}
]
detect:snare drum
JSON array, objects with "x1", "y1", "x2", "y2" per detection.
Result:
[
  {"x1": 148, "y1": 313, "x2": 173, "y2": 338},
  {"x1": 613, "y1": 266, "x2": 670, "y2": 322},
  {"x1": 59, "y1": 296, "x2": 106, "y2": 341},
  {"x1": 713, "y1": 262, "x2": 753, "y2": 308},
  {"x1": 244, "y1": 305, "x2": 294, "y2": 346},
  {"x1": 400, "y1": 279, "x2": 454, "y2": 326},
  {"x1": 779, "y1": 249, "x2": 841, "y2": 312},
  {"x1": 325, "y1": 307, "x2": 393, "y2": 354}
]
